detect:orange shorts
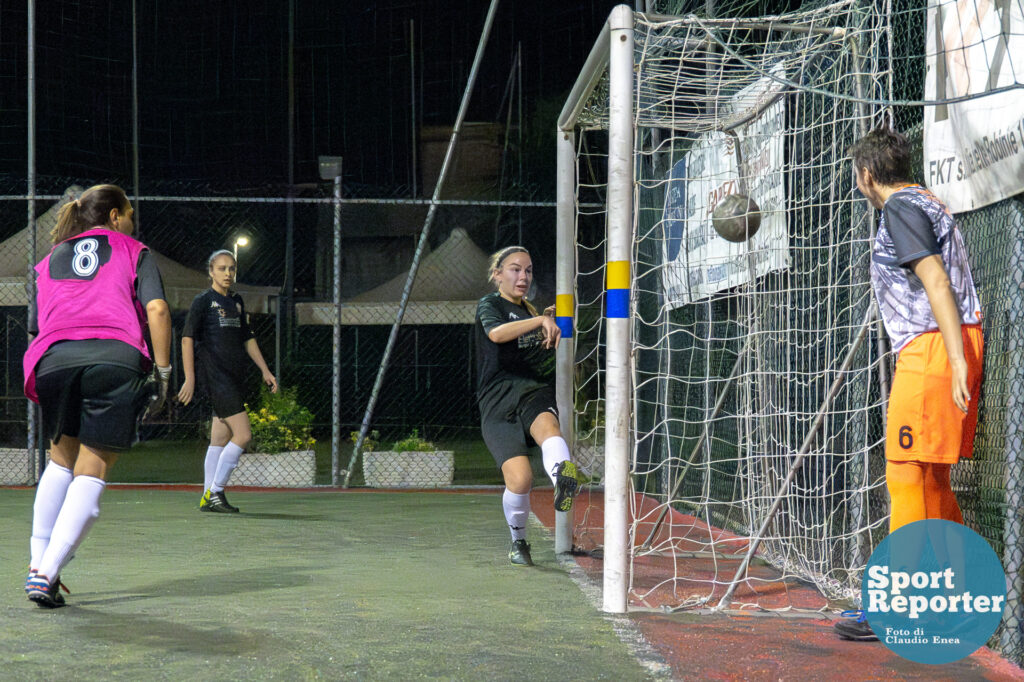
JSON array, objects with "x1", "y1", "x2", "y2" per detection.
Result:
[{"x1": 885, "y1": 324, "x2": 983, "y2": 463}]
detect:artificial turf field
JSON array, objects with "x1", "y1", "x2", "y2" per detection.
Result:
[
  {"x1": 5, "y1": 488, "x2": 1024, "y2": 681},
  {"x1": 0, "y1": 488, "x2": 648, "y2": 680}
]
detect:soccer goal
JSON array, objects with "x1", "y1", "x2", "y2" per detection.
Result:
[{"x1": 556, "y1": 4, "x2": 894, "y2": 614}]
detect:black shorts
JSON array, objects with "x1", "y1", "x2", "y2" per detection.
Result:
[
  {"x1": 480, "y1": 385, "x2": 559, "y2": 468},
  {"x1": 200, "y1": 366, "x2": 248, "y2": 418},
  {"x1": 36, "y1": 364, "x2": 150, "y2": 453}
]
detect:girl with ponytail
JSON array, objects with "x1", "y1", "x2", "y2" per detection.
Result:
[{"x1": 474, "y1": 246, "x2": 580, "y2": 566}]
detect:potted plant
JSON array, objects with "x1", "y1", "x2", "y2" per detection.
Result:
[
  {"x1": 362, "y1": 429, "x2": 454, "y2": 488},
  {"x1": 233, "y1": 386, "x2": 317, "y2": 487}
]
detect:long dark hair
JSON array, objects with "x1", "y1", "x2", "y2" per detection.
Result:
[{"x1": 51, "y1": 184, "x2": 128, "y2": 244}]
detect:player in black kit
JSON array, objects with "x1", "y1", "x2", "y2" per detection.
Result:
[
  {"x1": 178, "y1": 250, "x2": 277, "y2": 513},
  {"x1": 476, "y1": 246, "x2": 580, "y2": 566}
]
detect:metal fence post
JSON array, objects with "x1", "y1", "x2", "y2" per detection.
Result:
[{"x1": 319, "y1": 156, "x2": 344, "y2": 486}]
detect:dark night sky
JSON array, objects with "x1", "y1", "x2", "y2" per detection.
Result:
[
  {"x1": 0, "y1": 1, "x2": 623, "y2": 193},
  {"x1": 0, "y1": 1, "x2": 633, "y2": 295}
]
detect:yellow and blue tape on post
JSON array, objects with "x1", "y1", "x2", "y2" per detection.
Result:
[
  {"x1": 606, "y1": 260, "x2": 630, "y2": 319},
  {"x1": 555, "y1": 293, "x2": 574, "y2": 339}
]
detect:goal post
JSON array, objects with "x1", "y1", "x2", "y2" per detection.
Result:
[{"x1": 558, "y1": 3, "x2": 892, "y2": 615}]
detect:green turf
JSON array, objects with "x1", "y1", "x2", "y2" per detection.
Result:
[
  {"x1": 1, "y1": 489, "x2": 646, "y2": 680},
  {"x1": 113, "y1": 439, "x2": 547, "y2": 487}
]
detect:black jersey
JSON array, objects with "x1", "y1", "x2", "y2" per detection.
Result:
[
  {"x1": 182, "y1": 289, "x2": 255, "y2": 383},
  {"x1": 474, "y1": 292, "x2": 554, "y2": 399}
]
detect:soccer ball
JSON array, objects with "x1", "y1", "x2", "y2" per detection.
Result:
[{"x1": 711, "y1": 193, "x2": 762, "y2": 243}]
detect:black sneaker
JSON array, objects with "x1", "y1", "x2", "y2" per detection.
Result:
[
  {"x1": 834, "y1": 611, "x2": 878, "y2": 641},
  {"x1": 509, "y1": 539, "x2": 534, "y2": 566},
  {"x1": 204, "y1": 490, "x2": 240, "y2": 513},
  {"x1": 25, "y1": 573, "x2": 67, "y2": 609},
  {"x1": 553, "y1": 461, "x2": 580, "y2": 512}
]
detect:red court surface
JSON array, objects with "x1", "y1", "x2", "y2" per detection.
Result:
[{"x1": 531, "y1": 489, "x2": 1024, "y2": 682}]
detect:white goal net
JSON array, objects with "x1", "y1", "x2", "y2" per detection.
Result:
[{"x1": 560, "y1": 2, "x2": 895, "y2": 613}]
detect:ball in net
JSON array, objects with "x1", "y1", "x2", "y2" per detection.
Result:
[{"x1": 711, "y1": 193, "x2": 762, "y2": 243}]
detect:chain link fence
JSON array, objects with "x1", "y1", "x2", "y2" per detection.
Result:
[{"x1": 0, "y1": 172, "x2": 555, "y2": 487}]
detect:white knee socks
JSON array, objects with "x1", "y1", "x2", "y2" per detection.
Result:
[
  {"x1": 30, "y1": 462, "x2": 74, "y2": 570},
  {"x1": 210, "y1": 441, "x2": 244, "y2": 492},
  {"x1": 540, "y1": 436, "x2": 571, "y2": 486},
  {"x1": 203, "y1": 445, "x2": 224, "y2": 492},
  {"x1": 503, "y1": 489, "x2": 530, "y2": 541},
  {"x1": 35, "y1": 475, "x2": 106, "y2": 581}
]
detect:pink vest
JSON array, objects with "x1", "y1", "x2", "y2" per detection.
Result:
[{"x1": 23, "y1": 227, "x2": 151, "y2": 402}]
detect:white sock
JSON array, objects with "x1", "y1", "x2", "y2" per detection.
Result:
[
  {"x1": 35, "y1": 475, "x2": 106, "y2": 581},
  {"x1": 503, "y1": 489, "x2": 531, "y2": 541},
  {"x1": 203, "y1": 445, "x2": 224, "y2": 492},
  {"x1": 30, "y1": 462, "x2": 74, "y2": 570},
  {"x1": 541, "y1": 436, "x2": 571, "y2": 486},
  {"x1": 210, "y1": 441, "x2": 244, "y2": 492}
]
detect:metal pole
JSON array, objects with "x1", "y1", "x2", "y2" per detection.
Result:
[
  {"x1": 331, "y1": 170, "x2": 342, "y2": 486},
  {"x1": 283, "y1": 0, "x2": 296, "y2": 365},
  {"x1": 131, "y1": 0, "x2": 141, "y2": 238},
  {"x1": 516, "y1": 43, "x2": 523, "y2": 244},
  {"x1": 274, "y1": 295, "x2": 281, "y2": 381},
  {"x1": 554, "y1": 129, "x2": 576, "y2": 555},
  {"x1": 410, "y1": 18, "x2": 417, "y2": 198},
  {"x1": 713, "y1": 303, "x2": 877, "y2": 611},
  {"x1": 26, "y1": 0, "x2": 39, "y2": 476},
  {"x1": 603, "y1": 4, "x2": 634, "y2": 614},
  {"x1": 344, "y1": 0, "x2": 503, "y2": 487}
]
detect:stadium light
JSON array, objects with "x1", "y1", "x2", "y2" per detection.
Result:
[{"x1": 233, "y1": 235, "x2": 250, "y2": 261}]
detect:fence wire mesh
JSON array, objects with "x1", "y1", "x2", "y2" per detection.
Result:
[{"x1": 0, "y1": 172, "x2": 555, "y2": 488}]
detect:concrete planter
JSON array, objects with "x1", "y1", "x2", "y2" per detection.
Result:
[
  {"x1": 232, "y1": 450, "x2": 316, "y2": 487},
  {"x1": 363, "y1": 450, "x2": 454, "y2": 488},
  {"x1": 0, "y1": 448, "x2": 36, "y2": 485}
]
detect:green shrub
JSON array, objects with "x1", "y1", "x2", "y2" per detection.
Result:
[
  {"x1": 391, "y1": 429, "x2": 436, "y2": 453},
  {"x1": 350, "y1": 430, "x2": 381, "y2": 452},
  {"x1": 247, "y1": 386, "x2": 315, "y2": 454}
]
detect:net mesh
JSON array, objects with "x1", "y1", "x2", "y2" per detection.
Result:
[{"x1": 567, "y1": 6, "x2": 1024, "y2": 660}]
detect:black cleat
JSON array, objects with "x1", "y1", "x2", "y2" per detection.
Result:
[
  {"x1": 203, "y1": 490, "x2": 240, "y2": 513},
  {"x1": 553, "y1": 461, "x2": 580, "y2": 513},
  {"x1": 834, "y1": 611, "x2": 878, "y2": 641},
  {"x1": 509, "y1": 539, "x2": 534, "y2": 566}
]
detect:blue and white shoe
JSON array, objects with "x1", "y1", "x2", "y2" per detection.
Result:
[{"x1": 26, "y1": 572, "x2": 67, "y2": 609}]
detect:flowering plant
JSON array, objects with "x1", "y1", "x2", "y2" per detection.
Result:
[
  {"x1": 391, "y1": 429, "x2": 437, "y2": 453},
  {"x1": 247, "y1": 386, "x2": 316, "y2": 454}
]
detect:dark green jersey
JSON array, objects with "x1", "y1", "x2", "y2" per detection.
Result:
[{"x1": 474, "y1": 292, "x2": 554, "y2": 398}]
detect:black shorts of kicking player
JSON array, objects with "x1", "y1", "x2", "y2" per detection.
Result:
[
  {"x1": 36, "y1": 365, "x2": 150, "y2": 453},
  {"x1": 481, "y1": 385, "x2": 559, "y2": 468}
]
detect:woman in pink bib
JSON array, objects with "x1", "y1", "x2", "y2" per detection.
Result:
[{"x1": 23, "y1": 184, "x2": 172, "y2": 608}]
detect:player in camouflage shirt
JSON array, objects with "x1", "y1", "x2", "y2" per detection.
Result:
[{"x1": 835, "y1": 127, "x2": 984, "y2": 642}]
